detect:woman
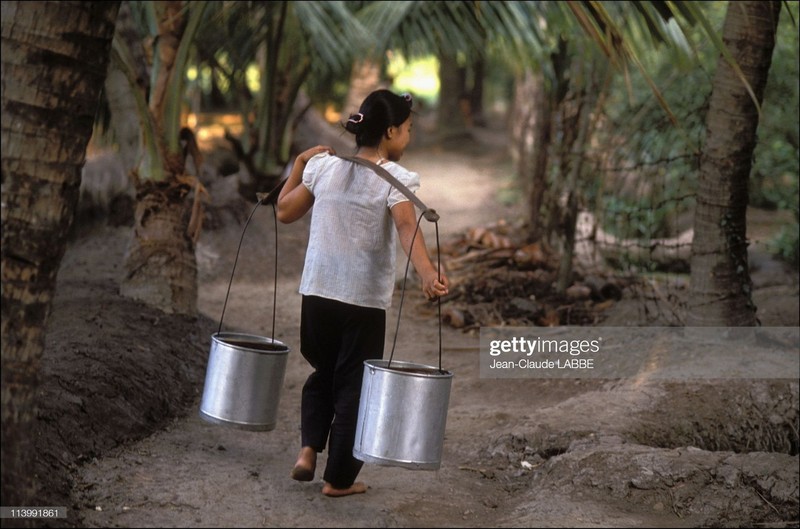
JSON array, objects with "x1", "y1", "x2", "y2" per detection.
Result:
[{"x1": 276, "y1": 89, "x2": 449, "y2": 497}]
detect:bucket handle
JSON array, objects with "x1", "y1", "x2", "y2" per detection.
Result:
[
  {"x1": 216, "y1": 197, "x2": 279, "y2": 341},
  {"x1": 389, "y1": 210, "x2": 445, "y2": 374}
]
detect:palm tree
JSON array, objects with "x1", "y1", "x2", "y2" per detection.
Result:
[
  {"x1": 114, "y1": 0, "x2": 776, "y2": 321},
  {"x1": 109, "y1": 1, "x2": 370, "y2": 314},
  {"x1": 194, "y1": 1, "x2": 371, "y2": 195},
  {"x1": 108, "y1": 0, "x2": 210, "y2": 315},
  {"x1": 687, "y1": 0, "x2": 782, "y2": 326},
  {"x1": 356, "y1": 1, "x2": 536, "y2": 139},
  {"x1": 438, "y1": 0, "x2": 785, "y2": 326},
  {"x1": 1, "y1": 0, "x2": 783, "y2": 512},
  {"x1": 1, "y1": 0, "x2": 120, "y2": 507}
]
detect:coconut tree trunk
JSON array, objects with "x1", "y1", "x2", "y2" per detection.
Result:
[
  {"x1": 105, "y1": 1, "x2": 147, "y2": 173},
  {"x1": 687, "y1": 0, "x2": 781, "y2": 326},
  {"x1": 556, "y1": 90, "x2": 593, "y2": 293},
  {"x1": 1, "y1": 0, "x2": 119, "y2": 509},
  {"x1": 437, "y1": 50, "x2": 469, "y2": 140},
  {"x1": 118, "y1": 1, "x2": 206, "y2": 316},
  {"x1": 470, "y1": 57, "x2": 486, "y2": 127},
  {"x1": 121, "y1": 179, "x2": 198, "y2": 314},
  {"x1": 512, "y1": 68, "x2": 554, "y2": 243}
]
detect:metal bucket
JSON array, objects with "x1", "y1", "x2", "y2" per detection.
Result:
[
  {"x1": 199, "y1": 197, "x2": 289, "y2": 431},
  {"x1": 199, "y1": 332, "x2": 289, "y2": 431},
  {"x1": 353, "y1": 359, "x2": 453, "y2": 470}
]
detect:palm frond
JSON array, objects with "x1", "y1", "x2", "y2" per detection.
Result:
[
  {"x1": 668, "y1": 0, "x2": 762, "y2": 116},
  {"x1": 292, "y1": 1, "x2": 375, "y2": 72},
  {"x1": 165, "y1": 1, "x2": 210, "y2": 154},
  {"x1": 110, "y1": 38, "x2": 164, "y2": 181}
]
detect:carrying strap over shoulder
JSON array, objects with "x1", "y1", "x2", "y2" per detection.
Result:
[{"x1": 338, "y1": 155, "x2": 440, "y2": 222}]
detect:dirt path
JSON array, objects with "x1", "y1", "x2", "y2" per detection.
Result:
[
  {"x1": 47, "y1": 137, "x2": 799, "y2": 528},
  {"x1": 68, "y1": 142, "x2": 538, "y2": 528}
]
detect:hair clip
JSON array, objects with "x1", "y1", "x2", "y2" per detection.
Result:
[
  {"x1": 403, "y1": 93, "x2": 413, "y2": 107},
  {"x1": 348, "y1": 113, "x2": 364, "y2": 124}
]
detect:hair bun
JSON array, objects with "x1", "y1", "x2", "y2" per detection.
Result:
[{"x1": 345, "y1": 112, "x2": 364, "y2": 134}]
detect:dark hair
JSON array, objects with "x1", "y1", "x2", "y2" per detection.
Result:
[{"x1": 343, "y1": 90, "x2": 413, "y2": 147}]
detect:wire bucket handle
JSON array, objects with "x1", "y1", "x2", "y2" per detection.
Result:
[
  {"x1": 389, "y1": 211, "x2": 445, "y2": 373},
  {"x1": 216, "y1": 192, "x2": 281, "y2": 339}
]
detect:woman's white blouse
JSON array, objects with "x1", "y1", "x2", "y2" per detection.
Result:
[{"x1": 298, "y1": 153, "x2": 420, "y2": 310}]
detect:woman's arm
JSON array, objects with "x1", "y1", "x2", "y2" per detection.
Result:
[
  {"x1": 276, "y1": 145, "x2": 334, "y2": 223},
  {"x1": 391, "y1": 201, "x2": 450, "y2": 300}
]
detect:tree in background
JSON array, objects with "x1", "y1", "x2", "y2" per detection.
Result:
[
  {"x1": 1, "y1": 0, "x2": 792, "y2": 512},
  {"x1": 1, "y1": 0, "x2": 120, "y2": 508},
  {"x1": 118, "y1": 0, "x2": 781, "y2": 322},
  {"x1": 356, "y1": 1, "x2": 506, "y2": 140},
  {"x1": 687, "y1": 0, "x2": 783, "y2": 326},
  {"x1": 107, "y1": 1, "x2": 369, "y2": 315},
  {"x1": 752, "y1": 2, "x2": 800, "y2": 268},
  {"x1": 193, "y1": 1, "x2": 370, "y2": 196},
  {"x1": 108, "y1": 0, "x2": 210, "y2": 316},
  {"x1": 501, "y1": 1, "x2": 791, "y2": 325}
]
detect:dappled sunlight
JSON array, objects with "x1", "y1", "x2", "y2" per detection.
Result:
[{"x1": 186, "y1": 112, "x2": 246, "y2": 151}]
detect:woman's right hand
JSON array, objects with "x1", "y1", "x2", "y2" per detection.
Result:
[
  {"x1": 277, "y1": 146, "x2": 334, "y2": 223},
  {"x1": 298, "y1": 145, "x2": 335, "y2": 165}
]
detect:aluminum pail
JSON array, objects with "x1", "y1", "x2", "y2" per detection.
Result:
[
  {"x1": 353, "y1": 359, "x2": 453, "y2": 470},
  {"x1": 199, "y1": 332, "x2": 289, "y2": 431}
]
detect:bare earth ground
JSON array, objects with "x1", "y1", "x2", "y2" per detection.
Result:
[{"x1": 32, "y1": 130, "x2": 799, "y2": 528}]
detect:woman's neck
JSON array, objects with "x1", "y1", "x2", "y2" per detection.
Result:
[{"x1": 357, "y1": 146, "x2": 388, "y2": 165}]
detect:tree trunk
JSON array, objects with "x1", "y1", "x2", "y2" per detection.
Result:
[
  {"x1": 470, "y1": 57, "x2": 486, "y2": 127},
  {"x1": 1, "y1": 0, "x2": 119, "y2": 509},
  {"x1": 511, "y1": 69, "x2": 554, "y2": 243},
  {"x1": 687, "y1": 0, "x2": 781, "y2": 326},
  {"x1": 118, "y1": 1, "x2": 204, "y2": 316},
  {"x1": 105, "y1": 1, "x2": 145, "y2": 173},
  {"x1": 437, "y1": 51, "x2": 469, "y2": 140},
  {"x1": 556, "y1": 92, "x2": 593, "y2": 293},
  {"x1": 120, "y1": 179, "x2": 198, "y2": 315},
  {"x1": 510, "y1": 69, "x2": 534, "y2": 194}
]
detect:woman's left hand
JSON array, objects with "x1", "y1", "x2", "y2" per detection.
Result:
[{"x1": 422, "y1": 270, "x2": 449, "y2": 300}]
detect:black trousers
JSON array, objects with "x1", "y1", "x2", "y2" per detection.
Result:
[{"x1": 299, "y1": 295, "x2": 385, "y2": 488}]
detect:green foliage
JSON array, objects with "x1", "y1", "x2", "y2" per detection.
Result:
[
  {"x1": 594, "y1": 34, "x2": 711, "y2": 242},
  {"x1": 770, "y1": 221, "x2": 800, "y2": 268},
  {"x1": 603, "y1": 195, "x2": 669, "y2": 240},
  {"x1": 751, "y1": 1, "x2": 799, "y2": 212},
  {"x1": 752, "y1": 2, "x2": 799, "y2": 265},
  {"x1": 303, "y1": 68, "x2": 351, "y2": 112},
  {"x1": 182, "y1": 1, "x2": 376, "y2": 177},
  {"x1": 591, "y1": 1, "x2": 798, "y2": 270}
]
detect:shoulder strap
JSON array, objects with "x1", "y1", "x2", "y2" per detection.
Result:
[{"x1": 338, "y1": 155, "x2": 439, "y2": 222}]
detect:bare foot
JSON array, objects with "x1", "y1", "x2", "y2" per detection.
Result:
[
  {"x1": 322, "y1": 481, "x2": 367, "y2": 497},
  {"x1": 290, "y1": 446, "x2": 316, "y2": 481}
]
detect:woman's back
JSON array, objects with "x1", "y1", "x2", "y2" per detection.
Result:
[{"x1": 299, "y1": 154, "x2": 419, "y2": 310}]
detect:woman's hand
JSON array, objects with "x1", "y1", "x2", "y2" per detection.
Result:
[
  {"x1": 421, "y1": 268, "x2": 449, "y2": 300},
  {"x1": 277, "y1": 145, "x2": 335, "y2": 223},
  {"x1": 299, "y1": 145, "x2": 335, "y2": 164},
  {"x1": 392, "y1": 201, "x2": 450, "y2": 301}
]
